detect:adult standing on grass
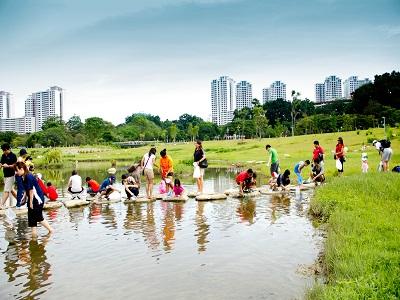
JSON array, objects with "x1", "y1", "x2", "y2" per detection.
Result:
[
  {"x1": 141, "y1": 147, "x2": 157, "y2": 199},
  {"x1": 0, "y1": 143, "x2": 17, "y2": 209},
  {"x1": 194, "y1": 140, "x2": 206, "y2": 194},
  {"x1": 15, "y1": 161, "x2": 53, "y2": 237},
  {"x1": 335, "y1": 137, "x2": 345, "y2": 176},
  {"x1": 312, "y1": 140, "x2": 325, "y2": 166},
  {"x1": 265, "y1": 145, "x2": 279, "y2": 176}
]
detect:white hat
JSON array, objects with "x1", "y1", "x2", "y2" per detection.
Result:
[{"x1": 107, "y1": 168, "x2": 117, "y2": 175}]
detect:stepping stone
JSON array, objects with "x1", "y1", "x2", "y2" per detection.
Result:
[{"x1": 196, "y1": 193, "x2": 227, "y2": 201}]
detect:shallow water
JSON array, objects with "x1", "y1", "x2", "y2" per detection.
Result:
[{"x1": 0, "y1": 169, "x2": 321, "y2": 300}]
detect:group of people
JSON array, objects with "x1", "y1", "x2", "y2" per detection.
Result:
[{"x1": 0, "y1": 144, "x2": 54, "y2": 236}]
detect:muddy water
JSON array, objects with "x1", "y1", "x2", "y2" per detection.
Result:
[{"x1": 0, "y1": 167, "x2": 321, "y2": 300}]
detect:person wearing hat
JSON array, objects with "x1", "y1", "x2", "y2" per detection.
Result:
[{"x1": 99, "y1": 168, "x2": 118, "y2": 199}]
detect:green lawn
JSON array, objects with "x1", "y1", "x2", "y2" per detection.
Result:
[{"x1": 308, "y1": 173, "x2": 400, "y2": 299}]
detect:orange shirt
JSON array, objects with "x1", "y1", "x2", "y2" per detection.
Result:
[
  {"x1": 159, "y1": 155, "x2": 173, "y2": 178},
  {"x1": 87, "y1": 179, "x2": 100, "y2": 192}
]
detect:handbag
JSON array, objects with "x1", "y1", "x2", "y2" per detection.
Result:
[{"x1": 199, "y1": 158, "x2": 208, "y2": 169}]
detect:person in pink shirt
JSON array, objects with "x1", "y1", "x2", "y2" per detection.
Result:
[{"x1": 173, "y1": 179, "x2": 184, "y2": 197}]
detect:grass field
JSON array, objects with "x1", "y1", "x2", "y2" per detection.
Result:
[
  {"x1": 31, "y1": 128, "x2": 399, "y2": 180},
  {"x1": 308, "y1": 173, "x2": 400, "y2": 299}
]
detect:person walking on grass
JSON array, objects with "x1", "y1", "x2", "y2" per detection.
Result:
[
  {"x1": 141, "y1": 147, "x2": 157, "y2": 199},
  {"x1": 194, "y1": 140, "x2": 207, "y2": 195},
  {"x1": 15, "y1": 161, "x2": 53, "y2": 237},
  {"x1": 335, "y1": 137, "x2": 345, "y2": 176},
  {"x1": 0, "y1": 143, "x2": 17, "y2": 209},
  {"x1": 294, "y1": 160, "x2": 310, "y2": 186}
]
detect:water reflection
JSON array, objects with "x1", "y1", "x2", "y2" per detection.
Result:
[
  {"x1": 2, "y1": 219, "x2": 52, "y2": 300},
  {"x1": 270, "y1": 194, "x2": 291, "y2": 224},
  {"x1": 195, "y1": 202, "x2": 209, "y2": 252},
  {"x1": 236, "y1": 199, "x2": 256, "y2": 225},
  {"x1": 142, "y1": 203, "x2": 160, "y2": 251},
  {"x1": 161, "y1": 202, "x2": 176, "y2": 251}
]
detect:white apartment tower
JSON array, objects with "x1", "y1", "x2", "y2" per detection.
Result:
[
  {"x1": 25, "y1": 86, "x2": 64, "y2": 131},
  {"x1": 0, "y1": 91, "x2": 14, "y2": 118},
  {"x1": 236, "y1": 81, "x2": 253, "y2": 110},
  {"x1": 262, "y1": 88, "x2": 269, "y2": 103},
  {"x1": 315, "y1": 76, "x2": 342, "y2": 102},
  {"x1": 211, "y1": 76, "x2": 235, "y2": 126},
  {"x1": 324, "y1": 76, "x2": 342, "y2": 101},
  {"x1": 262, "y1": 81, "x2": 286, "y2": 102},
  {"x1": 315, "y1": 83, "x2": 325, "y2": 103},
  {"x1": 343, "y1": 76, "x2": 371, "y2": 98}
]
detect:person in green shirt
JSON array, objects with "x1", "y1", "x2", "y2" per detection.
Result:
[{"x1": 266, "y1": 144, "x2": 279, "y2": 176}]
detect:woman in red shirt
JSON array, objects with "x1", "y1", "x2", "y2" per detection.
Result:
[{"x1": 335, "y1": 137, "x2": 345, "y2": 175}]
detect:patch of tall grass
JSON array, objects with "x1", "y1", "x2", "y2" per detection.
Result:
[{"x1": 308, "y1": 173, "x2": 400, "y2": 299}]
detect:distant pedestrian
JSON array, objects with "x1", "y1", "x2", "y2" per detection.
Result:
[
  {"x1": 373, "y1": 139, "x2": 392, "y2": 172},
  {"x1": 193, "y1": 140, "x2": 207, "y2": 195},
  {"x1": 312, "y1": 141, "x2": 324, "y2": 166},
  {"x1": 265, "y1": 145, "x2": 279, "y2": 176},
  {"x1": 361, "y1": 153, "x2": 368, "y2": 173},
  {"x1": 141, "y1": 147, "x2": 157, "y2": 199},
  {"x1": 0, "y1": 143, "x2": 17, "y2": 209},
  {"x1": 335, "y1": 137, "x2": 345, "y2": 175}
]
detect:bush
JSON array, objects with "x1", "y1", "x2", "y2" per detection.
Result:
[{"x1": 43, "y1": 149, "x2": 63, "y2": 165}]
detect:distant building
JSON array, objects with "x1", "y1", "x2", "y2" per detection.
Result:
[
  {"x1": 315, "y1": 83, "x2": 325, "y2": 103},
  {"x1": 211, "y1": 76, "x2": 236, "y2": 126},
  {"x1": 262, "y1": 88, "x2": 269, "y2": 103},
  {"x1": 25, "y1": 86, "x2": 64, "y2": 131},
  {"x1": 262, "y1": 81, "x2": 286, "y2": 102},
  {"x1": 343, "y1": 76, "x2": 371, "y2": 98},
  {"x1": 0, "y1": 117, "x2": 36, "y2": 134},
  {"x1": 0, "y1": 91, "x2": 14, "y2": 118},
  {"x1": 236, "y1": 81, "x2": 253, "y2": 111},
  {"x1": 315, "y1": 76, "x2": 342, "y2": 102}
]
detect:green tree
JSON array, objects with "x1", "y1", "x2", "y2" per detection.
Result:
[
  {"x1": 187, "y1": 123, "x2": 193, "y2": 141},
  {"x1": 253, "y1": 106, "x2": 269, "y2": 138},
  {"x1": 0, "y1": 131, "x2": 17, "y2": 145},
  {"x1": 66, "y1": 115, "x2": 83, "y2": 133},
  {"x1": 42, "y1": 116, "x2": 64, "y2": 131},
  {"x1": 169, "y1": 124, "x2": 177, "y2": 142},
  {"x1": 84, "y1": 117, "x2": 114, "y2": 143},
  {"x1": 192, "y1": 125, "x2": 199, "y2": 141},
  {"x1": 40, "y1": 127, "x2": 67, "y2": 147}
]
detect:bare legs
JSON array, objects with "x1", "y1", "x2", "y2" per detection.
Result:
[
  {"x1": 196, "y1": 176, "x2": 203, "y2": 194},
  {"x1": 31, "y1": 220, "x2": 53, "y2": 237},
  {"x1": 147, "y1": 178, "x2": 154, "y2": 199}
]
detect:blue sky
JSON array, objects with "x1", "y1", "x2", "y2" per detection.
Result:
[{"x1": 0, "y1": 0, "x2": 399, "y2": 124}]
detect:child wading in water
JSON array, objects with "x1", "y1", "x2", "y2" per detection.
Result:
[
  {"x1": 173, "y1": 179, "x2": 185, "y2": 197},
  {"x1": 294, "y1": 160, "x2": 310, "y2": 187}
]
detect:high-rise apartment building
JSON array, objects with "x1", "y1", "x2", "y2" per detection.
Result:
[
  {"x1": 343, "y1": 76, "x2": 371, "y2": 98},
  {"x1": 0, "y1": 91, "x2": 14, "y2": 118},
  {"x1": 315, "y1": 83, "x2": 325, "y2": 103},
  {"x1": 236, "y1": 81, "x2": 253, "y2": 110},
  {"x1": 315, "y1": 76, "x2": 342, "y2": 102},
  {"x1": 262, "y1": 81, "x2": 286, "y2": 102},
  {"x1": 262, "y1": 88, "x2": 269, "y2": 103},
  {"x1": 25, "y1": 86, "x2": 64, "y2": 131},
  {"x1": 211, "y1": 76, "x2": 235, "y2": 126}
]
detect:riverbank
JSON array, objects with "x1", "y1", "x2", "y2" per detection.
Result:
[{"x1": 307, "y1": 173, "x2": 400, "y2": 299}]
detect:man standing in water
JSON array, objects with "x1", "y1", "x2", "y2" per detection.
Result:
[
  {"x1": 266, "y1": 145, "x2": 279, "y2": 176},
  {"x1": 0, "y1": 143, "x2": 17, "y2": 209}
]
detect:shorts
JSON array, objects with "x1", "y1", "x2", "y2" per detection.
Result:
[
  {"x1": 4, "y1": 176, "x2": 15, "y2": 192},
  {"x1": 126, "y1": 187, "x2": 139, "y2": 199},
  {"x1": 382, "y1": 148, "x2": 392, "y2": 162},
  {"x1": 144, "y1": 168, "x2": 154, "y2": 180},
  {"x1": 199, "y1": 168, "x2": 205, "y2": 177},
  {"x1": 28, "y1": 204, "x2": 44, "y2": 227},
  {"x1": 270, "y1": 162, "x2": 279, "y2": 175}
]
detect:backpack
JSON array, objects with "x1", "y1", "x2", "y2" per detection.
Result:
[
  {"x1": 392, "y1": 166, "x2": 400, "y2": 173},
  {"x1": 379, "y1": 139, "x2": 391, "y2": 149}
]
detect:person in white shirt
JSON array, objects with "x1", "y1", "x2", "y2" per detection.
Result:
[
  {"x1": 68, "y1": 170, "x2": 84, "y2": 195},
  {"x1": 141, "y1": 147, "x2": 158, "y2": 199}
]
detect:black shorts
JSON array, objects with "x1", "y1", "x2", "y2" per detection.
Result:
[
  {"x1": 28, "y1": 206, "x2": 44, "y2": 227},
  {"x1": 126, "y1": 187, "x2": 139, "y2": 199}
]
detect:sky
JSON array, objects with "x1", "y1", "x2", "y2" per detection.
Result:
[{"x1": 0, "y1": 0, "x2": 399, "y2": 125}]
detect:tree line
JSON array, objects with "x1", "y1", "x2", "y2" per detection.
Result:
[{"x1": 2, "y1": 70, "x2": 399, "y2": 147}]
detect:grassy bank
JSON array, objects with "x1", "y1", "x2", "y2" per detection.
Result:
[
  {"x1": 308, "y1": 173, "x2": 400, "y2": 299},
  {"x1": 31, "y1": 128, "x2": 399, "y2": 178}
]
